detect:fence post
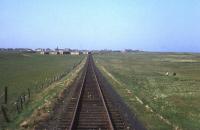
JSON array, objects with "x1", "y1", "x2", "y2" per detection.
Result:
[
  {"x1": 1, "y1": 105, "x2": 10, "y2": 122},
  {"x1": 20, "y1": 96, "x2": 23, "y2": 110},
  {"x1": 23, "y1": 93, "x2": 26, "y2": 102},
  {"x1": 16, "y1": 99, "x2": 21, "y2": 113},
  {"x1": 16, "y1": 101, "x2": 20, "y2": 113},
  {"x1": 28, "y1": 88, "x2": 30, "y2": 99},
  {"x1": 5, "y1": 86, "x2": 8, "y2": 104}
]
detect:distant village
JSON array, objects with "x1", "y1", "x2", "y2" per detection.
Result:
[
  {"x1": 0, "y1": 47, "x2": 141, "y2": 55},
  {"x1": 0, "y1": 47, "x2": 89, "y2": 55},
  {"x1": 36, "y1": 47, "x2": 89, "y2": 55}
]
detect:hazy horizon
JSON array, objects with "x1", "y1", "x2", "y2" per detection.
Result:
[{"x1": 1, "y1": 0, "x2": 200, "y2": 52}]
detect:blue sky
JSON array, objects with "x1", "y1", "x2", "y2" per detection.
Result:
[{"x1": 0, "y1": 0, "x2": 200, "y2": 52}]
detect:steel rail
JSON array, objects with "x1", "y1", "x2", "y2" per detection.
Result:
[
  {"x1": 68, "y1": 55, "x2": 114, "y2": 130},
  {"x1": 90, "y1": 57, "x2": 114, "y2": 130},
  {"x1": 68, "y1": 57, "x2": 88, "y2": 130}
]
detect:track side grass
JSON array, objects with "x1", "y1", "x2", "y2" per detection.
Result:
[
  {"x1": 0, "y1": 52, "x2": 85, "y2": 128},
  {"x1": 94, "y1": 52, "x2": 200, "y2": 130},
  {"x1": 7, "y1": 56, "x2": 87, "y2": 129},
  {"x1": 0, "y1": 53, "x2": 84, "y2": 103}
]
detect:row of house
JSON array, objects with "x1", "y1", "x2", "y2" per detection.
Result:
[
  {"x1": 0, "y1": 47, "x2": 89, "y2": 55},
  {"x1": 39, "y1": 51, "x2": 83, "y2": 55},
  {"x1": 0, "y1": 48, "x2": 141, "y2": 54},
  {"x1": 37, "y1": 48, "x2": 89, "y2": 55}
]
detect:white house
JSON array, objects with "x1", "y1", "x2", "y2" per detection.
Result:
[
  {"x1": 50, "y1": 51, "x2": 58, "y2": 55},
  {"x1": 58, "y1": 50, "x2": 64, "y2": 55},
  {"x1": 82, "y1": 51, "x2": 89, "y2": 55},
  {"x1": 70, "y1": 51, "x2": 80, "y2": 55},
  {"x1": 40, "y1": 51, "x2": 45, "y2": 55},
  {"x1": 35, "y1": 48, "x2": 44, "y2": 52}
]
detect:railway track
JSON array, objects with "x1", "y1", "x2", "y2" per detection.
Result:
[
  {"x1": 60, "y1": 56, "x2": 125, "y2": 130},
  {"x1": 56, "y1": 55, "x2": 128, "y2": 130},
  {"x1": 69, "y1": 55, "x2": 116, "y2": 129}
]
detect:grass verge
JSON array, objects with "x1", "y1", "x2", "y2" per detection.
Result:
[{"x1": 4, "y1": 56, "x2": 87, "y2": 130}]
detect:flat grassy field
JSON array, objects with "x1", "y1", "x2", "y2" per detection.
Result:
[
  {"x1": 94, "y1": 52, "x2": 200, "y2": 130},
  {"x1": 0, "y1": 52, "x2": 84, "y2": 105}
]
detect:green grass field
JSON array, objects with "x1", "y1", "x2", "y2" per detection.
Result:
[
  {"x1": 94, "y1": 52, "x2": 200, "y2": 130},
  {"x1": 0, "y1": 52, "x2": 84, "y2": 106}
]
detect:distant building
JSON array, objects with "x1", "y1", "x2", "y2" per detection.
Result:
[
  {"x1": 40, "y1": 51, "x2": 45, "y2": 55},
  {"x1": 82, "y1": 51, "x2": 89, "y2": 55},
  {"x1": 58, "y1": 50, "x2": 64, "y2": 55},
  {"x1": 3, "y1": 48, "x2": 34, "y2": 52},
  {"x1": 63, "y1": 51, "x2": 70, "y2": 55},
  {"x1": 70, "y1": 51, "x2": 80, "y2": 55},
  {"x1": 35, "y1": 48, "x2": 44, "y2": 52},
  {"x1": 50, "y1": 51, "x2": 58, "y2": 55},
  {"x1": 55, "y1": 46, "x2": 59, "y2": 52},
  {"x1": 64, "y1": 48, "x2": 71, "y2": 51},
  {"x1": 26, "y1": 49, "x2": 33, "y2": 52},
  {"x1": 37, "y1": 47, "x2": 85, "y2": 55},
  {"x1": 44, "y1": 51, "x2": 50, "y2": 54}
]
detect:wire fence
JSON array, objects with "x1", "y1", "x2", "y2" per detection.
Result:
[{"x1": 0, "y1": 60, "x2": 82, "y2": 127}]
